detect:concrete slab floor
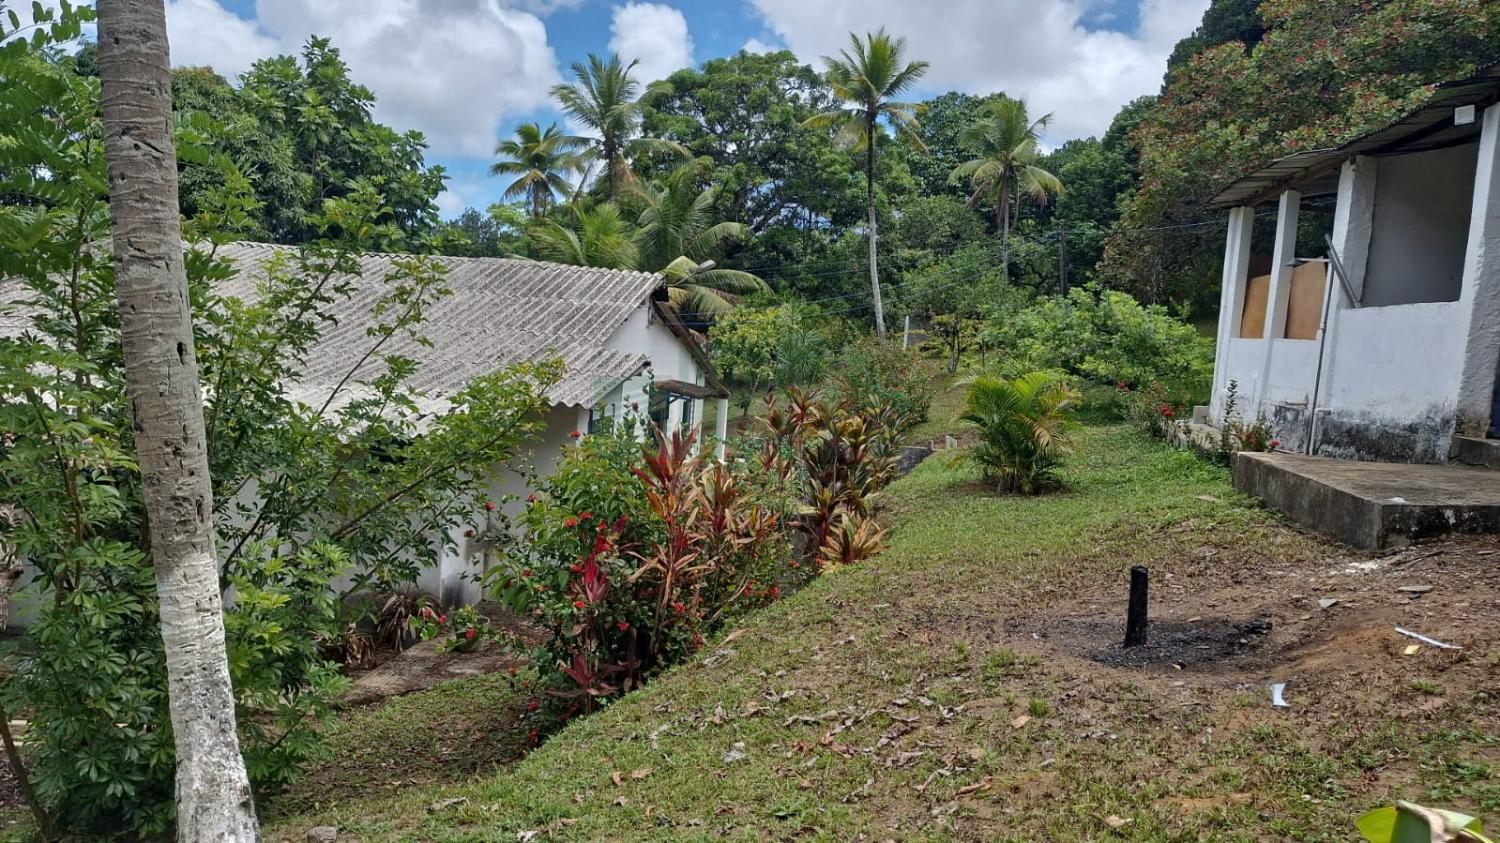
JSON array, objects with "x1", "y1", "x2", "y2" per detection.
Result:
[{"x1": 1233, "y1": 451, "x2": 1500, "y2": 550}]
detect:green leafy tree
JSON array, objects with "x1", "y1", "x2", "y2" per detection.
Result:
[
  {"x1": 1167, "y1": 0, "x2": 1266, "y2": 73},
  {"x1": 490, "y1": 122, "x2": 587, "y2": 219},
  {"x1": 640, "y1": 50, "x2": 862, "y2": 238},
  {"x1": 1102, "y1": 0, "x2": 1500, "y2": 304},
  {"x1": 805, "y1": 29, "x2": 929, "y2": 339},
  {"x1": 169, "y1": 38, "x2": 448, "y2": 249},
  {"x1": 905, "y1": 91, "x2": 1000, "y2": 198},
  {"x1": 950, "y1": 96, "x2": 1063, "y2": 281},
  {"x1": 434, "y1": 204, "x2": 527, "y2": 257},
  {"x1": 551, "y1": 53, "x2": 685, "y2": 200}
]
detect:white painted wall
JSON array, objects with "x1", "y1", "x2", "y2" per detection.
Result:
[{"x1": 432, "y1": 301, "x2": 709, "y2": 605}]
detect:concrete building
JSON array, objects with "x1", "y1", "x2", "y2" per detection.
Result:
[
  {"x1": 1, "y1": 244, "x2": 731, "y2": 607},
  {"x1": 217, "y1": 245, "x2": 730, "y2": 603},
  {"x1": 1205, "y1": 64, "x2": 1500, "y2": 464}
]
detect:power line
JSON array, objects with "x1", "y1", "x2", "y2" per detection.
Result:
[{"x1": 675, "y1": 230, "x2": 1059, "y2": 322}]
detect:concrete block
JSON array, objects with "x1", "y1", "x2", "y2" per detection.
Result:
[{"x1": 1233, "y1": 450, "x2": 1500, "y2": 550}]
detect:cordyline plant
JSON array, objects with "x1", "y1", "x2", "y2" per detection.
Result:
[
  {"x1": 760, "y1": 387, "x2": 901, "y2": 567},
  {"x1": 494, "y1": 423, "x2": 785, "y2": 721},
  {"x1": 0, "y1": 19, "x2": 557, "y2": 835}
]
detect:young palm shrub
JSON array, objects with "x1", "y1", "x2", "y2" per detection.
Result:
[{"x1": 960, "y1": 371, "x2": 1080, "y2": 494}]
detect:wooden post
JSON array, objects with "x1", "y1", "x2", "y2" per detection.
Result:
[{"x1": 1124, "y1": 566, "x2": 1149, "y2": 647}]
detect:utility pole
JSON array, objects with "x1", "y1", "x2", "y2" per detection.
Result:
[{"x1": 1057, "y1": 219, "x2": 1068, "y2": 296}]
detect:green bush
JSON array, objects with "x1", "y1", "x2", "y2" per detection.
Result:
[
  {"x1": 983, "y1": 285, "x2": 1212, "y2": 404},
  {"x1": 13, "y1": 542, "x2": 348, "y2": 836},
  {"x1": 959, "y1": 371, "x2": 1081, "y2": 494},
  {"x1": 827, "y1": 337, "x2": 937, "y2": 433}
]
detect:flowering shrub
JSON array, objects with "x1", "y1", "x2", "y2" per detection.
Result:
[
  {"x1": 491, "y1": 424, "x2": 791, "y2": 715},
  {"x1": 1123, "y1": 380, "x2": 1186, "y2": 440},
  {"x1": 409, "y1": 604, "x2": 498, "y2": 653}
]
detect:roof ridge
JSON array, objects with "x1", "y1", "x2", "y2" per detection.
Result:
[{"x1": 219, "y1": 241, "x2": 666, "y2": 283}]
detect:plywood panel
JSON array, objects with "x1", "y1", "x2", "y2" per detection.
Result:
[
  {"x1": 1283, "y1": 259, "x2": 1327, "y2": 340},
  {"x1": 1239, "y1": 274, "x2": 1270, "y2": 338}
]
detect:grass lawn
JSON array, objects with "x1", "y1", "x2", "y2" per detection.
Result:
[{"x1": 263, "y1": 420, "x2": 1500, "y2": 841}]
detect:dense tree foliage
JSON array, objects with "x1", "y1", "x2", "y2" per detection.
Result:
[
  {"x1": 1102, "y1": 0, "x2": 1500, "y2": 305},
  {"x1": 169, "y1": 39, "x2": 448, "y2": 248}
]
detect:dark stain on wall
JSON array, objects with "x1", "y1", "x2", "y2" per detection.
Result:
[{"x1": 1310, "y1": 406, "x2": 1455, "y2": 464}]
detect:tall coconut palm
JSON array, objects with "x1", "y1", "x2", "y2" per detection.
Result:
[
  {"x1": 490, "y1": 122, "x2": 587, "y2": 219},
  {"x1": 658, "y1": 255, "x2": 767, "y2": 321},
  {"x1": 96, "y1": 0, "x2": 258, "y2": 837},
  {"x1": 550, "y1": 53, "x2": 686, "y2": 200},
  {"x1": 950, "y1": 96, "x2": 1064, "y2": 281},
  {"x1": 630, "y1": 162, "x2": 769, "y2": 319},
  {"x1": 530, "y1": 202, "x2": 640, "y2": 270},
  {"x1": 804, "y1": 29, "x2": 928, "y2": 340}
]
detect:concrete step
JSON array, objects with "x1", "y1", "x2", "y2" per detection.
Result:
[
  {"x1": 1450, "y1": 435, "x2": 1500, "y2": 469},
  {"x1": 1234, "y1": 450, "x2": 1500, "y2": 550}
]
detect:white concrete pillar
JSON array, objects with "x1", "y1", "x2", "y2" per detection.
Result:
[
  {"x1": 714, "y1": 396, "x2": 730, "y2": 461},
  {"x1": 1265, "y1": 189, "x2": 1302, "y2": 340},
  {"x1": 1211, "y1": 206, "x2": 1255, "y2": 422},
  {"x1": 1455, "y1": 104, "x2": 1500, "y2": 436},
  {"x1": 1312, "y1": 156, "x2": 1379, "y2": 430},
  {"x1": 1329, "y1": 156, "x2": 1378, "y2": 304},
  {"x1": 575, "y1": 405, "x2": 592, "y2": 438}
]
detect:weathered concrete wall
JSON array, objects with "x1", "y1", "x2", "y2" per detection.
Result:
[
  {"x1": 1455, "y1": 104, "x2": 1500, "y2": 437},
  {"x1": 1314, "y1": 301, "x2": 1464, "y2": 462}
]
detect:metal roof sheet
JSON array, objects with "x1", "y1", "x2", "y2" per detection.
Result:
[{"x1": 1, "y1": 243, "x2": 684, "y2": 414}]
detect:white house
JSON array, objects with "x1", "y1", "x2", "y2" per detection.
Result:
[
  {"x1": 212, "y1": 244, "x2": 731, "y2": 603},
  {"x1": 1205, "y1": 64, "x2": 1500, "y2": 464},
  {"x1": 1, "y1": 244, "x2": 730, "y2": 608}
]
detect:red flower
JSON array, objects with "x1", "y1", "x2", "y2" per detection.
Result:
[
  {"x1": 768, "y1": 586, "x2": 781, "y2": 598},
  {"x1": 420, "y1": 606, "x2": 434, "y2": 619},
  {"x1": 465, "y1": 628, "x2": 476, "y2": 640},
  {"x1": 484, "y1": 501, "x2": 496, "y2": 511},
  {"x1": 438, "y1": 615, "x2": 448, "y2": 625},
  {"x1": 526, "y1": 493, "x2": 537, "y2": 502},
  {"x1": 671, "y1": 601, "x2": 687, "y2": 613},
  {"x1": 578, "y1": 511, "x2": 592, "y2": 521},
  {"x1": 1269, "y1": 439, "x2": 1281, "y2": 450},
  {"x1": 521, "y1": 569, "x2": 531, "y2": 577},
  {"x1": 573, "y1": 600, "x2": 586, "y2": 610},
  {"x1": 570, "y1": 430, "x2": 581, "y2": 439},
  {"x1": 463, "y1": 528, "x2": 476, "y2": 538},
  {"x1": 526, "y1": 700, "x2": 540, "y2": 712},
  {"x1": 617, "y1": 621, "x2": 629, "y2": 632},
  {"x1": 563, "y1": 517, "x2": 579, "y2": 528}
]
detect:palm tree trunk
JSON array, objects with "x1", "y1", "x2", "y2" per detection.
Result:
[
  {"x1": 96, "y1": 3, "x2": 259, "y2": 840},
  {"x1": 865, "y1": 114, "x2": 886, "y2": 340},
  {"x1": 999, "y1": 175, "x2": 1012, "y2": 282}
]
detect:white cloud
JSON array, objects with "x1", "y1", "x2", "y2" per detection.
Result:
[
  {"x1": 741, "y1": 37, "x2": 781, "y2": 54},
  {"x1": 158, "y1": 0, "x2": 563, "y2": 157},
  {"x1": 748, "y1": 0, "x2": 1208, "y2": 141},
  {"x1": 166, "y1": 0, "x2": 279, "y2": 78},
  {"x1": 607, "y1": 2, "x2": 693, "y2": 84}
]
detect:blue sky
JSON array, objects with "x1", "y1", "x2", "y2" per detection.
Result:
[{"x1": 160, "y1": 0, "x2": 1205, "y2": 217}]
